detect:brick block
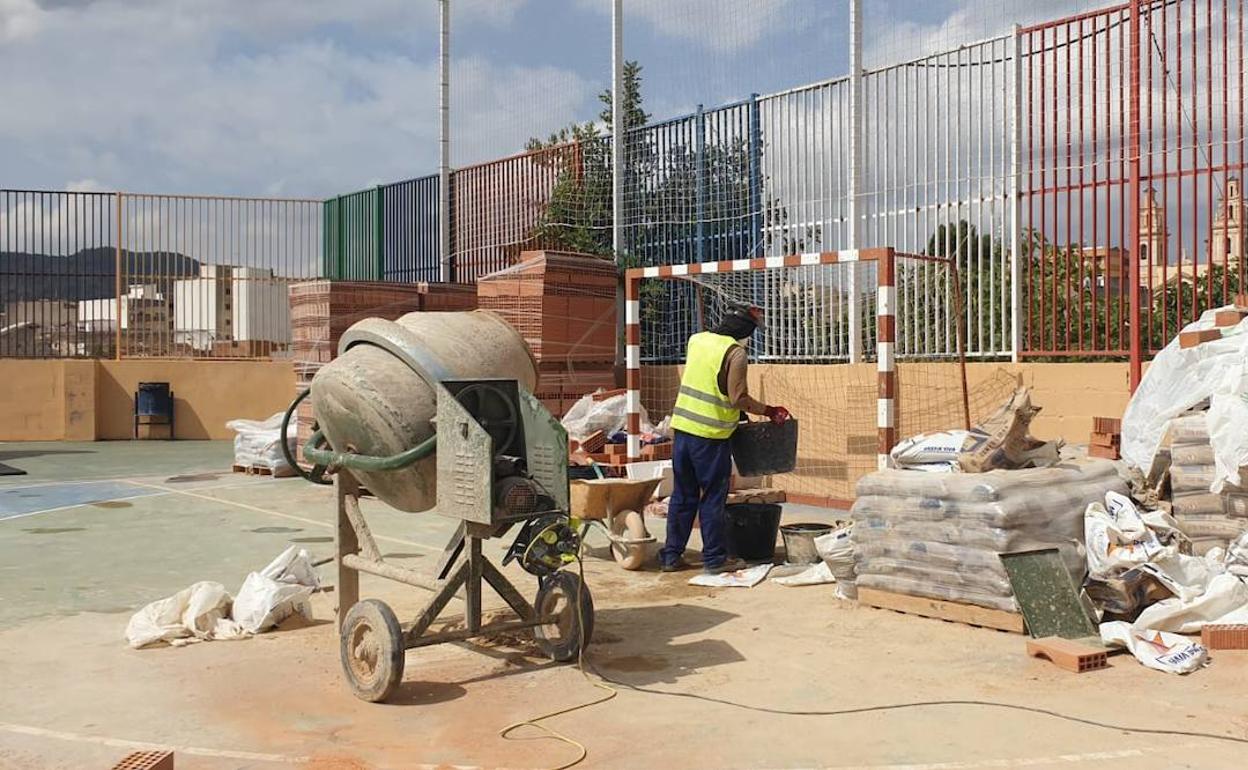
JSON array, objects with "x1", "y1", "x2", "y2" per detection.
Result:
[
  {"x1": 1092, "y1": 416, "x2": 1122, "y2": 434},
  {"x1": 1236, "y1": 293, "x2": 1248, "y2": 310},
  {"x1": 1087, "y1": 443, "x2": 1120, "y2": 460},
  {"x1": 1201, "y1": 623, "x2": 1248, "y2": 650},
  {"x1": 581, "y1": 429, "x2": 607, "y2": 454},
  {"x1": 641, "y1": 442, "x2": 673, "y2": 461},
  {"x1": 1214, "y1": 309, "x2": 1248, "y2": 327},
  {"x1": 1026, "y1": 637, "x2": 1109, "y2": 673},
  {"x1": 605, "y1": 443, "x2": 627, "y2": 456},
  {"x1": 1089, "y1": 431, "x2": 1121, "y2": 448},
  {"x1": 111, "y1": 750, "x2": 174, "y2": 770},
  {"x1": 592, "y1": 388, "x2": 627, "y2": 402},
  {"x1": 1179, "y1": 328, "x2": 1223, "y2": 349}
]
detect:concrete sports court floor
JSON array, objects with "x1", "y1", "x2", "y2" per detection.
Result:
[{"x1": 0, "y1": 441, "x2": 1246, "y2": 770}]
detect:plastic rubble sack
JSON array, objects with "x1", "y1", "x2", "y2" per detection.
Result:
[
  {"x1": 957, "y1": 387, "x2": 1063, "y2": 473},
  {"x1": 887, "y1": 430, "x2": 969, "y2": 470},
  {"x1": 232, "y1": 546, "x2": 320, "y2": 634},
  {"x1": 1100, "y1": 621, "x2": 1209, "y2": 674},
  {"x1": 561, "y1": 392, "x2": 652, "y2": 443},
  {"x1": 227, "y1": 411, "x2": 296, "y2": 472},
  {"x1": 126, "y1": 581, "x2": 233, "y2": 649},
  {"x1": 1122, "y1": 308, "x2": 1248, "y2": 482},
  {"x1": 1208, "y1": 358, "x2": 1248, "y2": 493},
  {"x1": 1227, "y1": 530, "x2": 1248, "y2": 577}
]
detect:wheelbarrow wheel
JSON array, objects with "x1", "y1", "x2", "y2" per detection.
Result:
[
  {"x1": 533, "y1": 570, "x2": 594, "y2": 662},
  {"x1": 340, "y1": 599, "x2": 405, "y2": 703},
  {"x1": 610, "y1": 510, "x2": 650, "y2": 571}
]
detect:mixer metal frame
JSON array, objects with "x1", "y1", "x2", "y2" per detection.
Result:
[{"x1": 311, "y1": 325, "x2": 590, "y2": 702}]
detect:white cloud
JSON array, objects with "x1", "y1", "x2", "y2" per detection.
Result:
[
  {"x1": 577, "y1": 0, "x2": 796, "y2": 53},
  {"x1": 0, "y1": 0, "x2": 589, "y2": 198}
]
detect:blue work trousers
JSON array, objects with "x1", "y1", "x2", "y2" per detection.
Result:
[{"x1": 660, "y1": 430, "x2": 733, "y2": 568}]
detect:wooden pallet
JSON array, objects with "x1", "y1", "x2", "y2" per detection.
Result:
[
  {"x1": 232, "y1": 463, "x2": 296, "y2": 478},
  {"x1": 857, "y1": 587, "x2": 1026, "y2": 634}
]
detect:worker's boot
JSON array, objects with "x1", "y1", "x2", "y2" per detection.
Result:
[
  {"x1": 659, "y1": 557, "x2": 694, "y2": 573},
  {"x1": 702, "y1": 557, "x2": 746, "y2": 575}
]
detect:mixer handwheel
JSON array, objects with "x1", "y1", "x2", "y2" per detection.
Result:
[
  {"x1": 453, "y1": 382, "x2": 520, "y2": 454},
  {"x1": 340, "y1": 599, "x2": 405, "y2": 702}
]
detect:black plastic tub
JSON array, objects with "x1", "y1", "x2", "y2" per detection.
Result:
[
  {"x1": 724, "y1": 503, "x2": 782, "y2": 562},
  {"x1": 731, "y1": 419, "x2": 799, "y2": 476}
]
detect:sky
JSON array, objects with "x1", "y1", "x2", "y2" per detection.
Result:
[{"x1": 0, "y1": 0, "x2": 1103, "y2": 199}]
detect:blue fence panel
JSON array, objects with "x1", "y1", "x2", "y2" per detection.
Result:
[{"x1": 382, "y1": 174, "x2": 440, "y2": 283}]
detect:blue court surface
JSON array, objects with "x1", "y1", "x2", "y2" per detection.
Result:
[{"x1": 0, "y1": 481, "x2": 164, "y2": 521}]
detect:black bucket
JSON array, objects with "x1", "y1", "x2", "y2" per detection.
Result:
[
  {"x1": 724, "y1": 503, "x2": 782, "y2": 562},
  {"x1": 731, "y1": 419, "x2": 799, "y2": 476}
]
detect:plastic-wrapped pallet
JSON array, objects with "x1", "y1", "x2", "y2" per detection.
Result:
[
  {"x1": 1165, "y1": 411, "x2": 1248, "y2": 554},
  {"x1": 851, "y1": 458, "x2": 1127, "y2": 612}
]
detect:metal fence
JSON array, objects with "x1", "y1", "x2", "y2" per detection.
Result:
[{"x1": 2, "y1": 190, "x2": 321, "y2": 359}]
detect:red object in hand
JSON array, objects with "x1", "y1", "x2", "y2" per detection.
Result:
[{"x1": 764, "y1": 406, "x2": 791, "y2": 425}]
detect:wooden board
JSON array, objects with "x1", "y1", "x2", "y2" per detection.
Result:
[
  {"x1": 857, "y1": 587, "x2": 1026, "y2": 634},
  {"x1": 232, "y1": 463, "x2": 296, "y2": 478}
]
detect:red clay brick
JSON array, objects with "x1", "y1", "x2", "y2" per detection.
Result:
[
  {"x1": 580, "y1": 430, "x2": 607, "y2": 454},
  {"x1": 1092, "y1": 416, "x2": 1122, "y2": 434},
  {"x1": 1089, "y1": 431, "x2": 1121, "y2": 448},
  {"x1": 1087, "y1": 443, "x2": 1121, "y2": 460},
  {"x1": 111, "y1": 750, "x2": 174, "y2": 770},
  {"x1": 1179, "y1": 328, "x2": 1223, "y2": 349},
  {"x1": 1026, "y1": 637, "x2": 1109, "y2": 673},
  {"x1": 1214, "y1": 309, "x2": 1248, "y2": 327},
  {"x1": 1201, "y1": 624, "x2": 1248, "y2": 650}
]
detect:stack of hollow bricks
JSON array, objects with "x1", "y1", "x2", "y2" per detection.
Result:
[
  {"x1": 1089, "y1": 416, "x2": 1122, "y2": 460},
  {"x1": 289, "y1": 280, "x2": 477, "y2": 466},
  {"x1": 477, "y1": 251, "x2": 618, "y2": 418},
  {"x1": 1177, "y1": 294, "x2": 1248, "y2": 349},
  {"x1": 623, "y1": 249, "x2": 897, "y2": 465}
]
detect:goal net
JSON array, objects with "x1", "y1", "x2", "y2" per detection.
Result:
[{"x1": 625, "y1": 249, "x2": 1015, "y2": 505}]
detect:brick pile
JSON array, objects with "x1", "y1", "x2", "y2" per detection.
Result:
[
  {"x1": 1088, "y1": 416, "x2": 1121, "y2": 460},
  {"x1": 477, "y1": 251, "x2": 619, "y2": 417},
  {"x1": 288, "y1": 280, "x2": 478, "y2": 466}
]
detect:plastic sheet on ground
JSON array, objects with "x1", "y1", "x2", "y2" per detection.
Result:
[
  {"x1": 227, "y1": 411, "x2": 297, "y2": 472},
  {"x1": 688, "y1": 563, "x2": 771, "y2": 588},
  {"x1": 815, "y1": 524, "x2": 856, "y2": 599},
  {"x1": 1121, "y1": 308, "x2": 1248, "y2": 489},
  {"x1": 770, "y1": 561, "x2": 835, "y2": 587},
  {"x1": 232, "y1": 546, "x2": 320, "y2": 633},
  {"x1": 1099, "y1": 621, "x2": 1209, "y2": 674},
  {"x1": 125, "y1": 581, "x2": 234, "y2": 649}
]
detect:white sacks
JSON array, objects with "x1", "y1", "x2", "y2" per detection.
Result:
[
  {"x1": 232, "y1": 545, "x2": 320, "y2": 633},
  {"x1": 851, "y1": 459, "x2": 1127, "y2": 612},
  {"x1": 227, "y1": 411, "x2": 297, "y2": 473},
  {"x1": 125, "y1": 581, "x2": 235, "y2": 649},
  {"x1": 1099, "y1": 621, "x2": 1209, "y2": 675}
]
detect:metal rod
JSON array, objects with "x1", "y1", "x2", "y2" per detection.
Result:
[{"x1": 439, "y1": 0, "x2": 452, "y2": 282}]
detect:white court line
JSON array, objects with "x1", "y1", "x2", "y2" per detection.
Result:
[
  {"x1": 0, "y1": 721, "x2": 310, "y2": 764},
  {"x1": 126, "y1": 480, "x2": 441, "y2": 553}
]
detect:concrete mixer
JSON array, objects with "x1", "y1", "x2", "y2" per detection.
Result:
[{"x1": 282, "y1": 310, "x2": 593, "y2": 703}]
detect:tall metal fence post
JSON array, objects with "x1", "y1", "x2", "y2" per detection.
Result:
[
  {"x1": 695, "y1": 103, "x2": 706, "y2": 263},
  {"x1": 438, "y1": 0, "x2": 452, "y2": 283},
  {"x1": 115, "y1": 191, "x2": 123, "y2": 361},
  {"x1": 748, "y1": 94, "x2": 762, "y2": 257},
  {"x1": 1127, "y1": 0, "x2": 1143, "y2": 389},
  {"x1": 1010, "y1": 24, "x2": 1023, "y2": 362},
  {"x1": 374, "y1": 185, "x2": 385, "y2": 280},
  {"x1": 612, "y1": 0, "x2": 625, "y2": 370},
  {"x1": 848, "y1": 0, "x2": 863, "y2": 363}
]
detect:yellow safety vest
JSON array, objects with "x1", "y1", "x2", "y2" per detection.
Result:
[{"x1": 670, "y1": 332, "x2": 742, "y2": 440}]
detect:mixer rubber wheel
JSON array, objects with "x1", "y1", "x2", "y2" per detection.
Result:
[
  {"x1": 340, "y1": 599, "x2": 405, "y2": 702},
  {"x1": 610, "y1": 510, "x2": 650, "y2": 571},
  {"x1": 533, "y1": 571, "x2": 594, "y2": 662}
]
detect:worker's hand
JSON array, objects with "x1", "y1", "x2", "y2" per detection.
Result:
[{"x1": 764, "y1": 406, "x2": 791, "y2": 425}]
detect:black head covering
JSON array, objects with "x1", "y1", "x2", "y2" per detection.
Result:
[{"x1": 711, "y1": 307, "x2": 759, "y2": 340}]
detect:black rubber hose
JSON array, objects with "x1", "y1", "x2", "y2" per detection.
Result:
[{"x1": 280, "y1": 387, "x2": 331, "y2": 485}]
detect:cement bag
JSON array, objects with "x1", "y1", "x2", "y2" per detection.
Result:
[
  {"x1": 1084, "y1": 492, "x2": 1169, "y2": 579},
  {"x1": 227, "y1": 411, "x2": 296, "y2": 472},
  {"x1": 957, "y1": 387, "x2": 1061, "y2": 472},
  {"x1": 232, "y1": 546, "x2": 320, "y2": 633},
  {"x1": 1226, "y1": 530, "x2": 1248, "y2": 577},
  {"x1": 1100, "y1": 621, "x2": 1208, "y2": 674},
  {"x1": 1208, "y1": 358, "x2": 1248, "y2": 493},
  {"x1": 1121, "y1": 309, "x2": 1248, "y2": 473},
  {"x1": 888, "y1": 431, "x2": 968, "y2": 470},
  {"x1": 815, "y1": 524, "x2": 856, "y2": 599},
  {"x1": 126, "y1": 581, "x2": 232, "y2": 649},
  {"x1": 1131, "y1": 571, "x2": 1248, "y2": 633}
]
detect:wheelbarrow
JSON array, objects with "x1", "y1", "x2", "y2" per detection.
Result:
[{"x1": 570, "y1": 477, "x2": 661, "y2": 570}]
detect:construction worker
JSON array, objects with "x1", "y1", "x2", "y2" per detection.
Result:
[{"x1": 659, "y1": 305, "x2": 791, "y2": 574}]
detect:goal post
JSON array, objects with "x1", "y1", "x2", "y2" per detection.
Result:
[{"x1": 623, "y1": 247, "x2": 978, "y2": 505}]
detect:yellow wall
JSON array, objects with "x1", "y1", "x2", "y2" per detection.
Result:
[
  {"x1": 0, "y1": 360, "x2": 294, "y2": 441},
  {"x1": 641, "y1": 361, "x2": 1133, "y2": 503}
]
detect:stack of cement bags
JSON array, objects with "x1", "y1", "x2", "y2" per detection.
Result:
[
  {"x1": 1167, "y1": 411, "x2": 1248, "y2": 554},
  {"x1": 850, "y1": 458, "x2": 1127, "y2": 612}
]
